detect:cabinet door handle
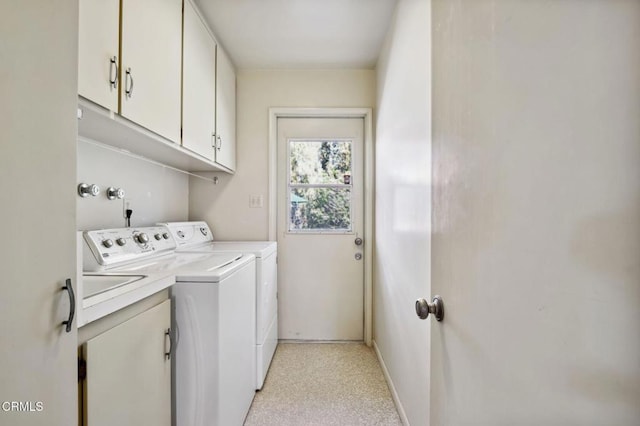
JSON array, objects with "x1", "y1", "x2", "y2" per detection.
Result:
[
  {"x1": 109, "y1": 56, "x2": 118, "y2": 89},
  {"x1": 164, "y1": 328, "x2": 172, "y2": 360},
  {"x1": 125, "y1": 67, "x2": 134, "y2": 98},
  {"x1": 211, "y1": 133, "x2": 216, "y2": 148},
  {"x1": 217, "y1": 136, "x2": 222, "y2": 151},
  {"x1": 61, "y1": 278, "x2": 75, "y2": 333}
]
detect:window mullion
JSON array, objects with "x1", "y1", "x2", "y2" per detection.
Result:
[{"x1": 289, "y1": 183, "x2": 352, "y2": 190}]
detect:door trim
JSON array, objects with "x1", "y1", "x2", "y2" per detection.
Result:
[{"x1": 268, "y1": 108, "x2": 374, "y2": 346}]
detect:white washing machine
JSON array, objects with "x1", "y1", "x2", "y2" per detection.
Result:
[
  {"x1": 83, "y1": 226, "x2": 257, "y2": 426},
  {"x1": 159, "y1": 221, "x2": 278, "y2": 390}
]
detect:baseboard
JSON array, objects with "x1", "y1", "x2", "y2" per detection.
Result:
[
  {"x1": 373, "y1": 340, "x2": 410, "y2": 426},
  {"x1": 278, "y1": 339, "x2": 364, "y2": 344}
]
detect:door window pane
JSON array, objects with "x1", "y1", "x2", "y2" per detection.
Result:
[
  {"x1": 289, "y1": 140, "x2": 352, "y2": 185},
  {"x1": 289, "y1": 188, "x2": 352, "y2": 231},
  {"x1": 288, "y1": 139, "x2": 353, "y2": 233}
]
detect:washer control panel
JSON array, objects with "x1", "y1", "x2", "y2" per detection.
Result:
[{"x1": 83, "y1": 226, "x2": 177, "y2": 269}]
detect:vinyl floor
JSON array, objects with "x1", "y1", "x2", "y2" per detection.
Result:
[{"x1": 244, "y1": 342, "x2": 403, "y2": 426}]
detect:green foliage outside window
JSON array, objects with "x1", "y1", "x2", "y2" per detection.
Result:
[{"x1": 289, "y1": 141, "x2": 352, "y2": 230}]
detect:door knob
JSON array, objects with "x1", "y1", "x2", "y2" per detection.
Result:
[
  {"x1": 415, "y1": 296, "x2": 444, "y2": 321},
  {"x1": 354, "y1": 237, "x2": 363, "y2": 246}
]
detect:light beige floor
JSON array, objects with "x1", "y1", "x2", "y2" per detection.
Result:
[{"x1": 244, "y1": 343, "x2": 403, "y2": 426}]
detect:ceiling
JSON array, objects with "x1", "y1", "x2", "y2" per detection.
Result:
[{"x1": 194, "y1": 0, "x2": 398, "y2": 69}]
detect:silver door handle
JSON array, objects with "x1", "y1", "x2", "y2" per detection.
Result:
[
  {"x1": 61, "y1": 278, "x2": 75, "y2": 333},
  {"x1": 109, "y1": 56, "x2": 118, "y2": 89},
  {"x1": 354, "y1": 237, "x2": 363, "y2": 246},
  {"x1": 415, "y1": 296, "x2": 444, "y2": 321},
  {"x1": 125, "y1": 67, "x2": 134, "y2": 98},
  {"x1": 164, "y1": 328, "x2": 172, "y2": 360}
]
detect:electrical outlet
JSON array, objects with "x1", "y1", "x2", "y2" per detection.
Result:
[{"x1": 123, "y1": 198, "x2": 134, "y2": 218}]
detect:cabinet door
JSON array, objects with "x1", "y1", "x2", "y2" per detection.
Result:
[
  {"x1": 2, "y1": 2, "x2": 78, "y2": 424},
  {"x1": 182, "y1": 0, "x2": 217, "y2": 160},
  {"x1": 120, "y1": 0, "x2": 182, "y2": 143},
  {"x1": 78, "y1": 0, "x2": 120, "y2": 111},
  {"x1": 84, "y1": 300, "x2": 171, "y2": 426},
  {"x1": 215, "y1": 47, "x2": 236, "y2": 171}
]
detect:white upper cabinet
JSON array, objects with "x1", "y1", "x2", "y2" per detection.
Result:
[
  {"x1": 76, "y1": 0, "x2": 236, "y2": 173},
  {"x1": 78, "y1": 0, "x2": 120, "y2": 111},
  {"x1": 120, "y1": 0, "x2": 182, "y2": 143},
  {"x1": 182, "y1": 0, "x2": 217, "y2": 161},
  {"x1": 215, "y1": 47, "x2": 237, "y2": 171}
]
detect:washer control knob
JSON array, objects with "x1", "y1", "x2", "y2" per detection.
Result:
[
  {"x1": 200, "y1": 227, "x2": 208, "y2": 236},
  {"x1": 162, "y1": 233, "x2": 170, "y2": 240},
  {"x1": 154, "y1": 233, "x2": 162, "y2": 241},
  {"x1": 135, "y1": 233, "x2": 149, "y2": 244},
  {"x1": 102, "y1": 239, "x2": 114, "y2": 248},
  {"x1": 116, "y1": 238, "x2": 127, "y2": 246}
]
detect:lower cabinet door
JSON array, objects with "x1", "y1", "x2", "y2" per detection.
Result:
[{"x1": 84, "y1": 300, "x2": 171, "y2": 426}]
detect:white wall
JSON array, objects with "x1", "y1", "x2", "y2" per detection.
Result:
[
  {"x1": 374, "y1": 0, "x2": 431, "y2": 424},
  {"x1": 77, "y1": 140, "x2": 189, "y2": 230},
  {"x1": 189, "y1": 69, "x2": 376, "y2": 240}
]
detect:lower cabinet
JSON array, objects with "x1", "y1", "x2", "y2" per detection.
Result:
[{"x1": 80, "y1": 299, "x2": 171, "y2": 426}]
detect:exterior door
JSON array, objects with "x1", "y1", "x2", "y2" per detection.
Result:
[
  {"x1": 430, "y1": 1, "x2": 640, "y2": 425},
  {"x1": 277, "y1": 117, "x2": 364, "y2": 340}
]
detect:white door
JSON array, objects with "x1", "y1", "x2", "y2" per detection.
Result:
[
  {"x1": 429, "y1": 1, "x2": 640, "y2": 424},
  {"x1": 277, "y1": 117, "x2": 364, "y2": 340}
]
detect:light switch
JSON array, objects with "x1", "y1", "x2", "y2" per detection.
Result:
[{"x1": 249, "y1": 195, "x2": 264, "y2": 208}]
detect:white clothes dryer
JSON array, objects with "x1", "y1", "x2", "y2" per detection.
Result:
[{"x1": 159, "y1": 221, "x2": 277, "y2": 390}]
